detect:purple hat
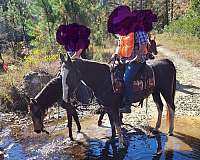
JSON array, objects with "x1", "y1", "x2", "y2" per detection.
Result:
[
  {"x1": 108, "y1": 5, "x2": 137, "y2": 36},
  {"x1": 56, "y1": 23, "x2": 90, "y2": 52},
  {"x1": 132, "y1": 10, "x2": 158, "y2": 32},
  {"x1": 56, "y1": 24, "x2": 69, "y2": 45}
]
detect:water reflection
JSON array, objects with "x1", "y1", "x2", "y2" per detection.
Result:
[
  {"x1": 87, "y1": 128, "x2": 200, "y2": 160},
  {"x1": 1, "y1": 115, "x2": 200, "y2": 160}
]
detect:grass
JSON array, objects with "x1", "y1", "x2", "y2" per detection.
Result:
[
  {"x1": 157, "y1": 33, "x2": 200, "y2": 66},
  {"x1": 90, "y1": 45, "x2": 114, "y2": 62}
]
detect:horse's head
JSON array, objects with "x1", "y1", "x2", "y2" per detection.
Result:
[
  {"x1": 148, "y1": 38, "x2": 158, "y2": 55},
  {"x1": 60, "y1": 53, "x2": 82, "y2": 103},
  {"x1": 29, "y1": 98, "x2": 46, "y2": 133}
]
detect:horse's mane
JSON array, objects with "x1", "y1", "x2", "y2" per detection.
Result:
[
  {"x1": 72, "y1": 58, "x2": 111, "y2": 74},
  {"x1": 72, "y1": 58, "x2": 109, "y2": 65},
  {"x1": 34, "y1": 76, "x2": 62, "y2": 108}
]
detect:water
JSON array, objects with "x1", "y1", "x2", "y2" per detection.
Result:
[{"x1": 0, "y1": 114, "x2": 200, "y2": 160}]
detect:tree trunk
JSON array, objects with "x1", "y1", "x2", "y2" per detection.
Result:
[
  {"x1": 41, "y1": 0, "x2": 53, "y2": 51},
  {"x1": 171, "y1": 0, "x2": 174, "y2": 21},
  {"x1": 140, "y1": 0, "x2": 143, "y2": 9},
  {"x1": 165, "y1": 0, "x2": 169, "y2": 25}
]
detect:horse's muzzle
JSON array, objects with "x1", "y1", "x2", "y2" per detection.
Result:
[{"x1": 34, "y1": 130, "x2": 42, "y2": 134}]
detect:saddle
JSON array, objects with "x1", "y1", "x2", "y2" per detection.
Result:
[{"x1": 111, "y1": 63, "x2": 155, "y2": 103}]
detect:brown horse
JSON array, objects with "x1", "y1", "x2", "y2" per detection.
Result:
[
  {"x1": 28, "y1": 76, "x2": 81, "y2": 140},
  {"x1": 60, "y1": 54, "x2": 176, "y2": 147}
]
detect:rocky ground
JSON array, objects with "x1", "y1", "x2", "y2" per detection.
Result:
[{"x1": 157, "y1": 46, "x2": 200, "y2": 117}]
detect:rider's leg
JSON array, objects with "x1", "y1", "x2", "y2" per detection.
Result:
[{"x1": 121, "y1": 62, "x2": 144, "y2": 113}]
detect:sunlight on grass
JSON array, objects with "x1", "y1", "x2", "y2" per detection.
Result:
[{"x1": 157, "y1": 33, "x2": 200, "y2": 66}]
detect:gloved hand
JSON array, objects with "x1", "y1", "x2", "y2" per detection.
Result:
[{"x1": 111, "y1": 54, "x2": 120, "y2": 61}]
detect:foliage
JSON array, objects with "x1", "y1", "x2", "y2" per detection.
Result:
[
  {"x1": 191, "y1": 0, "x2": 200, "y2": 15},
  {"x1": 157, "y1": 32, "x2": 200, "y2": 66},
  {"x1": 1, "y1": 0, "x2": 169, "y2": 57},
  {"x1": 164, "y1": 10, "x2": 200, "y2": 37}
]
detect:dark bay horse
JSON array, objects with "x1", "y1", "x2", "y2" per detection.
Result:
[
  {"x1": 98, "y1": 58, "x2": 176, "y2": 135},
  {"x1": 60, "y1": 54, "x2": 125, "y2": 147},
  {"x1": 60, "y1": 54, "x2": 176, "y2": 146},
  {"x1": 29, "y1": 76, "x2": 81, "y2": 140}
]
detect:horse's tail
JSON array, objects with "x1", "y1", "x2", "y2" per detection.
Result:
[
  {"x1": 165, "y1": 59, "x2": 176, "y2": 108},
  {"x1": 172, "y1": 68, "x2": 176, "y2": 102},
  {"x1": 167, "y1": 59, "x2": 176, "y2": 103}
]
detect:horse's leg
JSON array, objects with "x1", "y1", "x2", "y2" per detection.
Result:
[
  {"x1": 107, "y1": 112, "x2": 116, "y2": 139},
  {"x1": 114, "y1": 110, "x2": 125, "y2": 148},
  {"x1": 72, "y1": 108, "x2": 81, "y2": 132},
  {"x1": 98, "y1": 111, "x2": 105, "y2": 126},
  {"x1": 120, "y1": 112, "x2": 123, "y2": 124},
  {"x1": 166, "y1": 103, "x2": 175, "y2": 136},
  {"x1": 66, "y1": 108, "x2": 73, "y2": 140},
  {"x1": 152, "y1": 92, "x2": 164, "y2": 132},
  {"x1": 161, "y1": 91, "x2": 175, "y2": 136}
]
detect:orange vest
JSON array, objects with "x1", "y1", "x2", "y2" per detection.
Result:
[
  {"x1": 118, "y1": 32, "x2": 134, "y2": 58},
  {"x1": 117, "y1": 32, "x2": 148, "y2": 58}
]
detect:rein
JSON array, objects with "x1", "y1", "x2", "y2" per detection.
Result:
[{"x1": 41, "y1": 104, "x2": 61, "y2": 135}]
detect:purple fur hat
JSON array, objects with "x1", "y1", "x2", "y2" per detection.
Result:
[
  {"x1": 56, "y1": 23, "x2": 90, "y2": 52},
  {"x1": 107, "y1": 5, "x2": 137, "y2": 36},
  {"x1": 132, "y1": 10, "x2": 158, "y2": 32},
  {"x1": 108, "y1": 6, "x2": 158, "y2": 35}
]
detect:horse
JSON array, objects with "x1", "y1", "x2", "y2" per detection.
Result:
[
  {"x1": 59, "y1": 53, "x2": 176, "y2": 146},
  {"x1": 97, "y1": 38, "x2": 158, "y2": 126},
  {"x1": 98, "y1": 58, "x2": 176, "y2": 135},
  {"x1": 28, "y1": 76, "x2": 81, "y2": 140},
  {"x1": 60, "y1": 54, "x2": 125, "y2": 147}
]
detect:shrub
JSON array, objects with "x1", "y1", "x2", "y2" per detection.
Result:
[{"x1": 164, "y1": 10, "x2": 200, "y2": 37}]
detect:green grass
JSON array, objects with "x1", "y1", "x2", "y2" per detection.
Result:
[{"x1": 157, "y1": 33, "x2": 200, "y2": 66}]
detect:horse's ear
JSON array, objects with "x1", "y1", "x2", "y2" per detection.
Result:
[
  {"x1": 30, "y1": 98, "x2": 37, "y2": 105},
  {"x1": 25, "y1": 95, "x2": 31, "y2": 103},
  {"x1": 60, "y1": 53, "x2": 66, "y2": 63},
  {"x1": 66, "y1": 53, "x2": 72, "y2": 63}
]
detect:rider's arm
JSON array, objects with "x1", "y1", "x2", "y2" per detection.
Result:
[
  {"x1": 136, "y1": 31, "x2": 149, "y2": 62},
  {"x1": 71, "y1": 49, "x2": 83, "y2": 59}
]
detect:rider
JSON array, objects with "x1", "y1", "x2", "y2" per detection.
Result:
[
  {"x1": 56, "y1": 23, "x2": 92, "y2": 104},
  {"x1": 108, "y1": 6, "x2": 156, "y2": 113}
]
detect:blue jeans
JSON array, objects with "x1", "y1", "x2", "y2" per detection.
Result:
[{"x1": 123, "y1": 62, "x2": 144, "y2": 106}]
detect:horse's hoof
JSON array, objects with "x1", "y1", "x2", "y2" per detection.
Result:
[
  {"x1": 118, "y1": 143, "x2": 126, "y2": 149},
  {"x1": 110, "y1": 136, "x2": 116, "y2": 142},
  {"x1": 168, "y1": 132, "x2": 173, "y2": 136},
  {"x1": 151, "y1": 129, "x2": 159, "y2": 134},
  {"x1": 98, "y1": 121, "x2": 102, "y2": 126},
  {"x1": 77, "y1": 126, "x2": 81, "y2": 132},
  {"x1": 70, "y1": 136, "x2": 74, "y2": 141},
  {"x1": 0, "y1": 150, "x2": 4, "y2": 159}
]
